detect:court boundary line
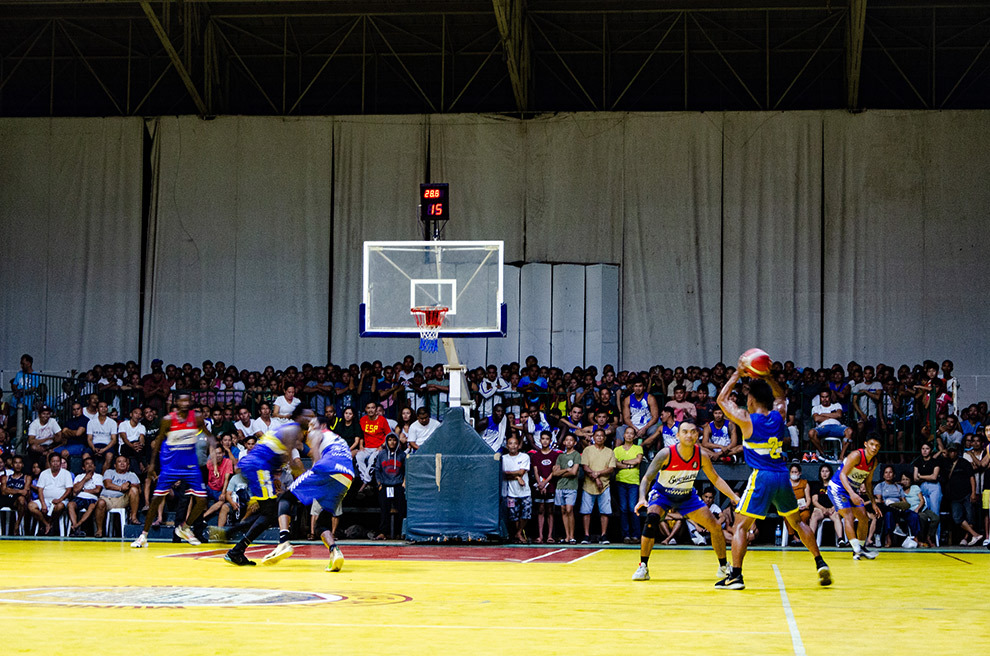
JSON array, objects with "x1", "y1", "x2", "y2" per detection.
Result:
[
  {"x1": 565, "y1": 548, "x2": 603, "y2": 564},
  {"x1": 938, "y1": 552, "x2": 973, "y2": 565},
  {"x1": 520, "y1": 548, "x2": 566, "y2": 563},
  {"x1": 772, "y1": 564, "x2": 807, "y2": 656}
]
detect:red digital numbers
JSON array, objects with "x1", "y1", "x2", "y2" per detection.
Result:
[
  {"x1": 423, "y1": 189, "x2": 441, "y2": 198},
  {"x1": 428, "y1": 203, "x2": 444, "y2": 216}
]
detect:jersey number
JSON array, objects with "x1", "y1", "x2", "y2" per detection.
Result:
[{"x1": 767, "y1": 437, "x2": 784, "y2": 459}]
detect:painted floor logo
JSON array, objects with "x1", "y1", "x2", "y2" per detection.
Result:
[{"x1": 0, "y1": 587, "x2": 412, "y2": 608}]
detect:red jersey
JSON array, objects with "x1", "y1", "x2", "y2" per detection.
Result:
[{"x1": 360, "y1": 414, "x2": 391, "y2": 449}]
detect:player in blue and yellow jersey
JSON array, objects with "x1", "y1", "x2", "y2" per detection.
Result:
[
  {"x1": 827, "y1": 434, "x2": 882, "y2": 560},
  {"x1": 131, "y1": 394, "x2": 212, "y2": 548},
  {"x1": 715, "y1": 353, "x2": 832, "y2": 590},
  {"x1": 632, "y1": 422, "x2": 740, "y2": 583},
  {"x1": 261, "y1": 414, "x2": 357, "y2": 572},
  {"x1": 221, "y1": 407, "x2": 313, "y2": 566}
]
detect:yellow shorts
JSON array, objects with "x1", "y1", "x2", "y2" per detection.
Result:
[{"x1": 982, "y1": 490, "x2": 989, "y2": 510}]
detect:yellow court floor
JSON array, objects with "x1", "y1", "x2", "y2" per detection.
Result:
[{"x1": 0, "y1": 540, "x2": 987, "y2": 656}]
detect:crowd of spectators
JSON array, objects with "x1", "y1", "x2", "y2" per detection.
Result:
[{"x1": 2, "y1": 352, "x2": 988, "y2": 548}]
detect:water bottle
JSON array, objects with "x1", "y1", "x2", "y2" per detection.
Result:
[{"x1": 775, "y1": 522, "x2": 782, "y2": 544}]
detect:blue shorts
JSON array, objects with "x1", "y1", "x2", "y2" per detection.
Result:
[
  {"x1": 647, "y1": 486, "x2": 706, "y2": 516},
  {"x1": 737, "y1": 470, "x2": 798, "y2": 519},
  {"x1": 288, "y1": 462, "x2": 352, "y2": 511},
  {"x1": 554, "y1": 488, "x2": 577, "y2": 507},
  {"x1": 815, "y1": 424, "x2": 847, "y2": 438},
  {"x1": 241, "y1": 463, "x2": 277, "y2": 501},
  {"x1": 153, "y1": 465, "x2": 206, "y2": 497},
  {"x1": 825, "y1": 480, "x2": 861, "y2": 511}
]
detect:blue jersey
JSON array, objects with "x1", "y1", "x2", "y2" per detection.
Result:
[
  {"x1": 744, "y1": 411, "x2": 788, "y2": 473},
  {"x1": 660, "y1": 421, "x2": 680, "y2": 448},
  {"x1": 238, "y1": 434, "x2": 287, "y2": 476}
]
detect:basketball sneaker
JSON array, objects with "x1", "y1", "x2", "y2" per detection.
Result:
[
  {"x1": 130, "y1": 533, "x2": 148, "y2": 549},
  {"x1": 224, "y1": 550, "x2": 256, "y2": 567},
  {"x1": 856, "y1": 545, "x2": 878, "y2": 560},
  {"x1": 714, "y1": 574, "x2": 744, "y2": 590},
  {"x1": 326, "y1": 546, "x2": 345, "y2": 572},
  {"x1": 817, "y1": 564, "x2": 833, "y2": 586},
  {"x1": 261, "y1": 542, "x2": 294, "y2": 566},
  {"x1": 175, "y1": 525, "x2": 201, "y2": 546},
  {"x1": 208, "y1": 526, "x2": 229, "y2": 543},
  {"x1": 717, "y1": 563, "x2": 732, "y2": 579},
  {"x1": 632, "y1": 563, "x2": 650, "y2": 581}
]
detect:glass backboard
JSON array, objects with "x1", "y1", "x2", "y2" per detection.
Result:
[{"x1": 361, "y1": 240, "x2": 505, "y2": 337}]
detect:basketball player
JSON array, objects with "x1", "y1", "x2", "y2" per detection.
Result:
[
  {"x1": 260, "y1": 415, "x2": 356, "y2": 572},
  {"x1": 220, "y1": 407, "x2": 313, "y2": 566},
  {"x1": 130, "y1": 394, "x2": 212, "y2": 548},
  {"x1": 632, "y1": 423, "x2": 740, "y2": 582},
  {"x1": 715, "y1": 356, "x2": 832, "y2": 589},
  {"x1": 826, "y1": 434, "x2": 882, "y2": 560}
]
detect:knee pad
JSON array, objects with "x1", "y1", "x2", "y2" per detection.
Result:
[
  {"x1": 277, "y1": 492, "x2": 299, "y2": 518},
  {"x1": 643, "y1": 512, "x2": 662, "y2": 540}
]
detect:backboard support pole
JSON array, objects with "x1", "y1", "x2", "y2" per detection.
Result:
[{"x1": 441, "y1": 337, "x2": 473, "y2": 412}]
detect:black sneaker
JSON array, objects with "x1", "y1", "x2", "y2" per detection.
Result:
[
  {"x1": 714, "y1": 574, "x2": 745, "y2": 590},
  {"x1": 224, "y1": 550, "x2": 256, "y2": 566}
]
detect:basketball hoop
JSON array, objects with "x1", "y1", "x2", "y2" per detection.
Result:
[{"x1": 411, "y1": 306, "x2": 449, "y2": 353}]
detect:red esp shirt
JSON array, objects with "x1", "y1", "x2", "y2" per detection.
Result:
[{"x1": 360, "y1": 415, "x2": 391, "y2": 449}]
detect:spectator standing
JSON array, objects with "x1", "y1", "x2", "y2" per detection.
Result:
[
  {"x1": 581, "y1": 429, "x2": 617, "y2": 544},
  {"x1": 372, "y1": 433, "x2": 406, "y2": 540},
  {"x1": 478, "y1": 404, "x2": 508, "y2": 452},
  {"x1": 141, "y1": 361, "x2": 170, "y2": 414},
  {"x1": 622, "y1": 377, "x2": 661, "y2": 452},
  {"x1": 552, "y1": 433, "x2": 581, "y2": 544},
  {"x1": 304, "y1": 367, "x2": 335, "y2": 415},
  {"x1": 502, "y1": 434, "x2": 532, "y2": 542},
  {"x1": 943, "y1": 444, "x2": 983, "y2": 545},
  {"x1": 529, "y1": 431, "x2": 560, "y2": 544},
  {"x1": 518, "y1": 365, "x2": 549, "y2": 409},
  {"x1": 613, "y1": 426, "x2": 644, "y2": 543},
  {"x1": 12, "y1": 354, "x2": 38, "y2": 416},
  {"x1": 667, "y1": 385, "x2": 696, "y2": 423}
]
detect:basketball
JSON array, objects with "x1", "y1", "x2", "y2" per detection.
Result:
[{"x1": 739, "y1": 348, "x2": 772, "y2": 377}]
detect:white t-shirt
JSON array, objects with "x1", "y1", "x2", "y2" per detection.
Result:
[
  {"x1": 101, "y1": 470, "x2": 140, "y2": 499},
  {"x1": 83, "y1": 407, "x2": 98, "y2": 421},
  {"x1": 408, "y1": 418, "x2": 441, "y2": 448},
  {"x1": 37, "y1": 468, "x2": 74, "y2": 503},
  {"x1": 851, "y1": 381, "x2": 882, "y2": 419},
  {"x1": 235, "y1": 419, "x2": 258, "y2": 439},
  {"x1": 812, "y1": 402, "x2": 843, "y2": 427},
  {"x1": 273, "y1": 395, "x2": 301, "y2": 417},
  {"x1": 28, "y1": 418, "x2": 62, "y2": 446},
  {"x1": 118, "y1": 420, "x2": 146, "y2": 446},
  {"x1": 502, "y1": 452, "x2": 531, "y2": 498},
  {"x1": 73, "y1": 472, "x2": 104, "y2": 500},
  {"x1": 87, "y1": 416, "x2": 118, "y2": 446},
  {"x1": 252, "y1": 418, "x2": 276, "y2": 435}
]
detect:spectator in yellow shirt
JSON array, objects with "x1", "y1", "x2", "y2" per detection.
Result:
[{"x1": 614, "y1": 427, "x2": 644, "y2": 543}]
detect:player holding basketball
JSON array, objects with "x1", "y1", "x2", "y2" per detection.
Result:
[
  {"x1": 826, "y1": 434, "x2": 882, "y2": 560},
  {"x1": 632, "y1": 422, "x2": 740, "y2": 582},
  {"x1": 220, "y1": 407, "x2": 313, "y2": 566},
  {"x1": 715, "y1": 354, "x2": 832, "y2": 589},
  {"x1": 261, "y1": 415, "x2": 355, "y2": 572},
  {"x1": 131, "y1": 394, "x2": 212, "y2": 548}
]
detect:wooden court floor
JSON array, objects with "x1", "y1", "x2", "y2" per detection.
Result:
[{"x1": 0, "y1": 539, "x2": 987, "y2": 656}]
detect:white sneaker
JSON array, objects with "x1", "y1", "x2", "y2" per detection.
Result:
[
  {"x1": 326, "y1": 546, "x2": 345, "y2": 573},
  {"x1": 892, "y1": 526, "x2": 906, "y2": 537},
  {"x1": 174, "y1": 525, "x2": 201, "y2": 546},
  {"x1": 632, "y1": 563, "x2": 650, "y2": 581},
  {"x1": 717, "y1": 563, "x2": 731, "y2": 579},
  {"x1": 690, "y1": 531, "x2": 706, "y2": 546},
  {"x1": 966, "y1": 534, "x2": 983, "y2": 546},
  {"x1": 130, "y1": 533, "x2": 148, "y2": 549},
  {"x1": 982, "y1": 538, "x2": 990, "y2": 547},
  {"x1": 261, "y1": 542, "x2": 294, "y2": 566}
]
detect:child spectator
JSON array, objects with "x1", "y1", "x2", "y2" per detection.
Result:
[
  {"x1": 373, "y1": 433, "x2": 406, "y2": 540},
  {"x1": 502, "y1": 434, "x2": 532, "y2": 543},
  {"x1": 529, "y1": 431, "x2": 560, "y2": 544},
  {"x1": 552, "y1": 433, "x2": 581, "y2": 544}
]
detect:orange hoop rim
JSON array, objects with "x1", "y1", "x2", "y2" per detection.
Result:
[{"x1": 410, "y1": 305, "x2": 449, "y2": 328}]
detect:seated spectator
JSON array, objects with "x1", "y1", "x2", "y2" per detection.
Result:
[
  {"x1": 27, "y1": 405, "x2": 62, "y2": 469},
  {"x1": 701, "y1": 407, "x2": 740, "y2": 463},
  {"x1": 809, "y1": 464, "x2": 845, "y2": 546},
  {"x1": 575, "y1": 409, "x2": 615, "y2": 450},
  {"x1": 873, "y1": 465, "x2": 908, "y2": 548},
  {"x1": 943, "y1": 444, "x2": 983, "y2": 545},
  {"x1": 580, "y1": 428, "x2": 616, "y2": 544},
  {"x1": 86, "y1": 401, "x2": 118, "y2": 472},
  {"x1": 667, "y1": 385, "x2": 696, "y2": 423},
  {"x1": 899, "y1": 472, "x2": 924, "y2": 547},
  {"x1": 623, "y1": 377, "x2": 661, "y2": 451},
  {"x1": 502, "y1": 434, "x2": 532, "y2": 543},
  {"x1": 28, "y1": 452, "x2": 74, "y2": 535},
  {"x1": 117, "y1": 407, "x2": 148, "y2": 474},
  {"x1": 234, "y1": 405, "x2": 260, "y2": 443},
  {"x1": 806, "y1": 390, "x2": 853, "y2": 462},
  {"x1": 613, "y1": 427, "x2": 643, "y2": 543},
  {"x1": 335, "y1": 407, "x2": 362, "y2": 456},
  {"x1": 477, "y1": 404, "x2": 507, "y2": 452},
  {"x1": 373, "y1": 433, "x2": 406, "y2": 540},
  {"x1": 99, "y1": 455, "x2": 141, "y2": 526},
  {"x1": 529, "y1": 431, "x2": 561, "y2": 544},
  {"x1": 203, "y1": 443, "x2": 234, "y2": 526},
  {"x1": 693, "y1": 385, "x2": 717, "y2": 424},
  {"x1": 936, "y1": 415, "x2": 964, "y2": 452},
  {"x1": 557, "y1": 405, "x2": 588, "y2": 448},
  {"x1": 786, "y1": 463, "x2": 812, "y2": 546},
  {"x1": 689, "y1": 487, "x2": 728, "y2": 544},
  {"x1": 357, "y1": 401, "x2": 391, "y2": 494},
  {"x1": 407, "y1": 407, "x2": 441, "y2": 451},
  {"x1": 67, "y1": 455, "x2": 104, "y2": 537},
  {"x1": 0, "y1": 455, "x2": 32, "y2": 534},
  {"x1": 551, "y1": 433, "x2": 581, "y2": 544}
]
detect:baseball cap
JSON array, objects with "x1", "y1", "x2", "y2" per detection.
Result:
[{"x1": 151, "y1": 358, "x2": 164, "y2": 368}]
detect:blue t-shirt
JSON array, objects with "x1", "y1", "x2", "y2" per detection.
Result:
[{"x1": 519, "y1": 376, "x2": 548, "y2": 404}]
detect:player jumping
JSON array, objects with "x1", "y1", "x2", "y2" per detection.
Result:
[
  {"x1": 715, "y1": 355, "x2": 832, "y2": 590},
  {"x1": 632, "y1": 422, "x2": 740, "y2": 582},
  {"x1": 827, "y1": 434, "x2": 882, "y2": 560},
  {"x1": 131, "y1": 394, "x2": 212, "y2": 548},
  {"x1": 260, "y1": 415, "x2": 355, "y2": 572},
  {"x1": 220, "y1": 407, "x2": 313, "y2": 566}
]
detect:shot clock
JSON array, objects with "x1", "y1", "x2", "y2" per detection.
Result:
[{"x1": 419, "y1": 183, "x2": 449, "y2": 240}]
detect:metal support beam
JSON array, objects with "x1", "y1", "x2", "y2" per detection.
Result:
[
  {"x1": 139, "y1": 0, "x2": 207, "y2": 116},
  {"x1": 492, "y1": 0, "x2": 530, "y2": 112},
  {"x1": 847, "y1": 0, "x2": 867, "y2": 109}
]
